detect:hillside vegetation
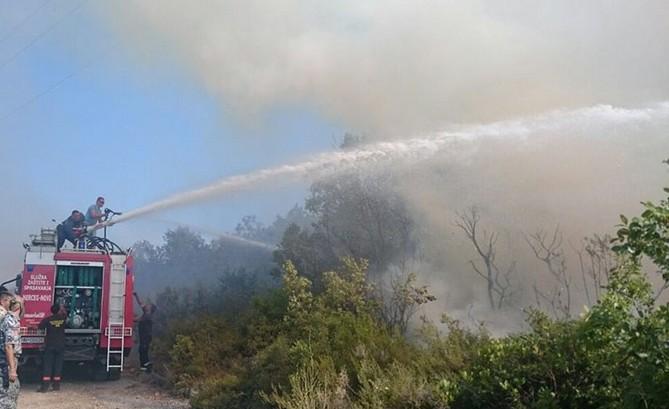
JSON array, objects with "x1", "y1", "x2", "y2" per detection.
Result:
[{"x1": 144, "y1": 167, "x2": 669, "y2": 409}]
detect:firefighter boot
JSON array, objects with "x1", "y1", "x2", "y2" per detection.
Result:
[{"x1": 52, "y1": 381, "x2": 60, "y2": 391}]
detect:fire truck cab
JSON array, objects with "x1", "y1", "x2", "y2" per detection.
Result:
[{"x1": 16, "y1": 228, "x2": 134, "y2": 379}]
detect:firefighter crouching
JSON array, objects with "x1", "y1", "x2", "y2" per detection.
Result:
[
  {"x1": 37, "y1": 304, "x2": 66, "y2": 392},
  {"x1": 56, "y1": 210, "x2": 85, "y2": 252}
]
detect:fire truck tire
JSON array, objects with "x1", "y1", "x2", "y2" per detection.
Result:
[
  {"x1": 107, "y1": 368, "x2": 121, "y2": 381},
  {"x1": 17, "y1": 365, "x2": 40, "y2": 383},
  {"x1": 92, "y1": 361, "x2": 121, "y2": 381}
]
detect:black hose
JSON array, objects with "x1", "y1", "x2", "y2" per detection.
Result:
[{"x1": 0, "y1": 276, "x2": 19, "y2": 288}]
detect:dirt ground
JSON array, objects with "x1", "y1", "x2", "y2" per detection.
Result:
[{"x1": 19, "y1": 370, "x2": 189, "y2": 409}]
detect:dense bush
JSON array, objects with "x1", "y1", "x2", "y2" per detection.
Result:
[
  {"x1": 151, "y1": 184, "x2": 669, "y2": 409},
  {"x1": 451, "y1": 261, "x2": 669, "y2": 409},
  {"x1": 447, "y1": 188, "x2": 669, "y2": 409}
]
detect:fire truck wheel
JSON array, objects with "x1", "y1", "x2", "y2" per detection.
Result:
[
  {"x1": 91, "y1": 362, "x2": 121, "y2": 381},
  {"x1": 18, "y1": 365, "x2": 40, "y2": 383},
  {"x1": 107, "y1": 368, "x2": 121, "y2": 381}
]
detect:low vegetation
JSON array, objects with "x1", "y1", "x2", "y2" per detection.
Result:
[{"x1": 145, "y1": 165, "x2": 669, "y2": 408}]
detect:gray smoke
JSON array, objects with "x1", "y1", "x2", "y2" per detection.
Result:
[
  {"x1": 99, "y1": 101, "x2": 669, "y2": 333},
  {"x1": 401, "y1": 117, "x2": 669, "y2": 332},
  {"x1": 108, "y1": 102, "x2": 669, "y2": 230},
  {"x1": 90, "y1": 2, "x2": 669, "y2": 330},
  {"x1": 95, "y1": 1, "x2": 669, "y2": 134}
]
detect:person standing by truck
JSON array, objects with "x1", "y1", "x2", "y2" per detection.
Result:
[
  {"x1": 133, "y1": 292, "x2": 156, "y2": 372},
  {"x1": 37, "y1": 304, "x2": 67, "y2": 393},
  {"x1": 0, "y1": 295, "x2": 23, "y2": 408},
  {"x1": 0, "y1": 292, "x2": 10, "y2": 404},
  {"x1": 0, "y1": 292, "x2": 9, "y2": 321}
]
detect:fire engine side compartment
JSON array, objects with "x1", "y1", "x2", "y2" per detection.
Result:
[
  {"x1": 54, "y1": 254, "x2": 108, "y2": 361},
  {"x1": 20, "y1": 251, "x2": 133, "y2": 365}
]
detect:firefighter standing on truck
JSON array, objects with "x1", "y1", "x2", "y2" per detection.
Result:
[
  {"x1": 85, "y1": 196, "x2": 105, "y2": 236},
  {"x1": 37, "y1": 304, "x2": 66, "y2": 392}
]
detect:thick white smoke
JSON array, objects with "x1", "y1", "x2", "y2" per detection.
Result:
[
  {"x1": 110, "y1": 102, "x2": 669, "y2": 225},
  {"x1": 91, "y1": 2, "x2": 669, "y2": 329},
  {"x1": 95, "y1": 1, "x2": 669, "y2": 134}
]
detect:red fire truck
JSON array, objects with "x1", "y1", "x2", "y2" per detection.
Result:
[{"x1": 13, "y1": 226, "x2": 134, "y2": 379}]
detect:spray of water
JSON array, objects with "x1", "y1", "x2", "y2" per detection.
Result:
[
  {"x1": 209, "y1": 233, "x2": 276, "y2": 251},
  {"x1": 107, "y1": 102, "x2": 669, "y2": 226},
  {"x1": 148, "y1": 217, "x2": 276, "y2": 251}
]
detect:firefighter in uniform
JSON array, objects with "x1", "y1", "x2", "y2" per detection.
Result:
[
  {"x1": 0, "y1": 294, "x2": 22, "y2": 409},
  {"x1": 38, "y1": 304, "x2": 67, "y2": 392}
]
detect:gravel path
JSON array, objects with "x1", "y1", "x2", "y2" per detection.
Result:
[{"x1": 19, "y1": 370, "x2": 189, "y2": 409}]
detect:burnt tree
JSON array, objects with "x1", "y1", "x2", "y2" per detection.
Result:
[
  {"x1": 455, "y1": 207, "x2": 515, "y2": 310},
  {"x1": 526, "y1": 226, "x2": 572, "y2": 319}
]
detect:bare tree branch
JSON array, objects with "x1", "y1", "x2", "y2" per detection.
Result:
[
  {"x1": 456, "y1": 207, "x2": 516, "y2": 310},
  {"x1": 526, "y1": 226, "x2": 572, "y2": 319}
]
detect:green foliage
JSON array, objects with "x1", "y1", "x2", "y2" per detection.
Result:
[
  {"x1": 190, "y1": 374, "x2": 243, "y2": 409},
  {"x1": 154, "y1": 178, "x2": 669, "y2": 409},
  {"x1": 448, "y1": 179, "x2": 669, "y2": 409},
  {"x1": 166, "y1": 317, "x2": 240, "y2": 384},
  {"x1": 282, "y1": 260, "x2": 315, "y2": 322},
  {"x1": 612, "y1": 190, "x2": 669, "y2": 279},
  {"x1": 243, "y1": 289, "x2": 289, "y2": 353},
  {"x1": 273, "y1": 223, "x2": 339, "y2": 287},
  {"x1": 381, "y1": 272, "x2": 437, "y2": 335},
  {"x1": 321, "y1": 258, "x2": 375, "y2": 315},
  {"x1": 354, "y1": 353, "x2": 436, "y2": 409},
  {"x1": 450, "y1": 259, "x2": 669, "y2": 409},
  {"x1": 274, "y1": 169, "x2": 418, "y2": 283},
  {"x1": 416, "y1": 316, "x2": 489, "y2": 379},
  {"x1": 160, "y1": 253, "x2": 669, "y2": 409},
  {"x1": 134, "y1": 226, "x2": 275, "y2": 294},
  {"x1": 158, "y1": 257, "x2": 438, "y2": 408},
  {"x1": 235, "y1": 206, "x2": 315, "y2": 244},
  {"x1": 264, "y1": 358, "x2": 350, "y2": 409},
  {"x1": 280, "y1": 258, "x2": 418, "y2": 383}
]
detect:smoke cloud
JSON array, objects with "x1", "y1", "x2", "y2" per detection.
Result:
[
  {"x1": 91, "y1": 2, "x2": 669, "y2": 329},
  {"x1": 402, "y1": 112, "x2": 669, "y2": 328},
  {"x1": 96, "y1": 1, "x2": 669, "y2": 134},
  {"x1": 109, "y1": 102, "x2": 669, "y2": 229}
]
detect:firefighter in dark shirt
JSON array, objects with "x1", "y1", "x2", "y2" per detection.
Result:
[
  {"x1": 133, "y1": 292, "x2": 156, "y2": 371},
  {"x1": 37, "y1": 304, "x2": 66, "y2": 392},
  {"x1": 56, "y1": 210, "x2": 85, "y2": 252}
]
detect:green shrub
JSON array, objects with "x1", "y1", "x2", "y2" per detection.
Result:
[
  {"x1": 449, "y1": 260, "x2": 669, "y2": 409},
  {"x1": 354, "y1": 355, "x2": 436, "y2": 409},
  {"x1": 155, "y1": 180, "x2": 669, "y2": 409},
  {"x1": 191, "y1": 373, "x2": 243, "y2": 409},
  {"x1": 264, "y1": 358, "x2": 350, "y2": 409}
]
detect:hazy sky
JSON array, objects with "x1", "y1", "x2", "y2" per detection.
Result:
[
  {"x1": 0, "y1": 1, "x2": 340, "y2": 278},
  {"x1": 1, "y1": 1, "x2": 668, "y2": 290}
]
